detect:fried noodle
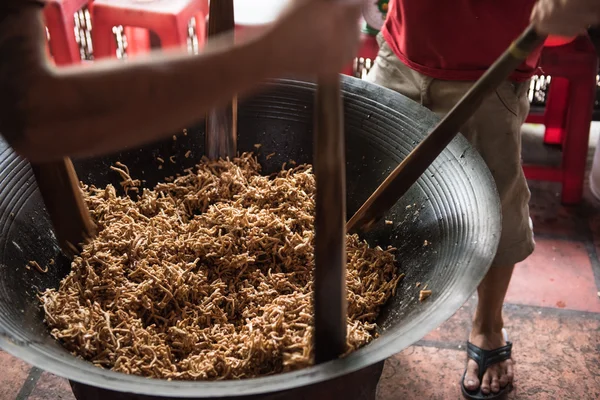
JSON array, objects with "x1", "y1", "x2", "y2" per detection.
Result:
[{"x1": 40, "y1": 153, "x2": 402, "y2": 380}]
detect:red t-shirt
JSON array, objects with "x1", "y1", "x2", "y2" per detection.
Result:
[{"x1": 381, "y1": 0, "x2": 543, "y2": 82}]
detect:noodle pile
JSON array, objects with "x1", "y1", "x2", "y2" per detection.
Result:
[{"x1": 40, "y1": 153, "x2": 402, "y2": 380}]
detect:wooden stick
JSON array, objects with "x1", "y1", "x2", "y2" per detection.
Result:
[
  {"x1": 347, "y1": 25, "x2": 547, "y2": 234},
  {"x1": 31, "y1": 158, "x2": 96, "y2": 256},
  {"x1": 205, "y1": 0, "x2": 237, "y2": 159},
  {"x1": 313, "y1": 75, "x2": 348, "y2": 364}
]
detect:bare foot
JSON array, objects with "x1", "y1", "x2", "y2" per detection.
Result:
[{"x1": 463, "y1": 329, "x2": 514, "y2": 395}]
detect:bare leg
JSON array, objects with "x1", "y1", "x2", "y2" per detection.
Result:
[{"x1": 463, "y1": 265, "x2": 515, "y2": 395}]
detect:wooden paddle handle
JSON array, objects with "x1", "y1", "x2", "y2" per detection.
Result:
[
  {"x1": 31, "y1": 158, "x2": 95, "y2": 255},
  {"x1": 205, "y1": 0, "x2": 237, "y2": 159},
  {"x1": 313, "y1": 76, "x2": 348, "y2": 364},
  {"x1": 347, "y1": 25, "x2": 547, "y2": 234}
]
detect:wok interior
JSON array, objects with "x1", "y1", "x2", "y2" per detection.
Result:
[{"x1": 0, "y1": 77, "x2": 500, "y2": 397}]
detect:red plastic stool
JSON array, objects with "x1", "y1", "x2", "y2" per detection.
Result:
[
  {"x1": 43, "y1": 0, "x2": 89, "y2": 65},
  {"x1": 526, "y1": 36, "x2": 578, "y2": 145},
  {"x1": 90, "y1": 0, "x2": 208, "y2": 59},
  {"x1": 523, "y1": 36, "x2": 599, "y2": 204}
]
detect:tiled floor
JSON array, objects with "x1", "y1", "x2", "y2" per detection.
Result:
[{"x1": 2, "y1": 124, "x2": 600, "y2": 399}]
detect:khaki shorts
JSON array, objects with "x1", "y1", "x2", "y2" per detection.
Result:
[{"x1": 366, "y1": 35, "x2": 535, "y2": 267}]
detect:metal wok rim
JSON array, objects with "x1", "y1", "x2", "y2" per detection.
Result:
[{"x1": 0, "y1": 75, "x2": 500, "y2": 398}]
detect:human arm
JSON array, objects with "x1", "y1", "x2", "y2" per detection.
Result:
[
  {"x1": 531, "y1": 0, "x2": 600, "y2": 36},
  {"x1": 0, "y1": 0, "x2": 361, "y2": 163}
]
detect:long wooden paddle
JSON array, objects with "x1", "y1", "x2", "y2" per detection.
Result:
[
  {"x1": 32, "y1": 158, "x2": 96, "y2": 256},
  {"x1": 313, "y1": 72, "x2": 348, "y2": 364}
]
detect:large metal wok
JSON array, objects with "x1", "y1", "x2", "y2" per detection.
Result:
[{"x1": 0, "y1": 76, "x2": 500, "y2": 399}]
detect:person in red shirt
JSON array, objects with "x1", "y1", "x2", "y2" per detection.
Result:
[{"x1": 367, "y1": 1, "x2": 597, "y2": 399}]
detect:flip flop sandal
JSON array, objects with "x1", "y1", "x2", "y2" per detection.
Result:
[{"x1": 461, "y1": 329, "x2": 512, "y2": 399}]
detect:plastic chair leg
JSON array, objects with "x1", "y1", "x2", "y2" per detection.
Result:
[
  {"x1": 561, "y1": 76, "x2": 597, "y2": 204},
  {"x1": 157, "y1": 18, "x2": 191, "y2": 50},
  {"x1": 91, "y1": 19, "x2": 119, "y2": 59},
  {"x1": 125, "y1": 27, "x2": 151, "y2": 56},
  {"x1": 543, "y1": 77, "x2": 570, "y2": 146},
  {"x1": 44, "y1": 4, "x2": 80, "y2": 65}
]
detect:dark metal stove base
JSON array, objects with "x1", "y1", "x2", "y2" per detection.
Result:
[{"x1": 70, "y1": 362, "x2": 385, "y2": 400}]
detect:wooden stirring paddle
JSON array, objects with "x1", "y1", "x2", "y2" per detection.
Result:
[
  {"x1": 205, "y1": 0, "x2": 237, "y2": 159},
  {"x1": 313, "y1": 76, "x2": 348, "y2": 363},
  {"x1": 347, "y1": 25, "x2": 547, "y2": 234},
  {"x1": 31, "y1": 158, "x2": 96, "y2": 256}
]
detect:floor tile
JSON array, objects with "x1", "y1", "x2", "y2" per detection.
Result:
[
  {"x1": 378, "y1": 305, "x2": 600, "y2": 400},
  {"x1": 0, "y1": 350, "x2": 31, "y2": 400},
  {"x1": 529, "y1": 190, "x2": 583, "y2": 240},
  {"x1": 505, "y1": 306, "x2": 600, "y2": 400},
  {"x1": 377, "y1": 346, "x2": 464, "y2": 400},
  {"x1": 421, "y1": 296, "x2": 474, "y2": 344},
  {"x1": 28, "y1": 372, "x2": 75, "y2": 400},
  {"x1": 506, "y1": 238, "x2": 600, "y2": 312}
]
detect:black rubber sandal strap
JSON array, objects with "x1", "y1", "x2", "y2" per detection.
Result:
[{"x1": 466, "y1": 341, "x2": 513, "y2": 381}]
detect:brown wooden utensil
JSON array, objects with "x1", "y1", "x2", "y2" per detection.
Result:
[
  {"x1": 205, "y1": 0, "x2": 237, "y2": 159},
  {"x1": 313, "y1": 74, "x2": 348, "y2": 364},
  {"x1": 31, "y1": 158, "x2": 96, "y2": 256},
  {"x1": 347, "y1": 25, "x2": 547, "y2": 234}
]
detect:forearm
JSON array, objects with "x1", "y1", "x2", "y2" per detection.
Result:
[
  {"x1": 27, "y1": 37, "x2": 276, "y2": 161},
  {"x1": 1, "y1": 8, "x2": 278, "y2": 162}
]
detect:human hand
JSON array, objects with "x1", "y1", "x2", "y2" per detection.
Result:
[
  {"x1": 265, "y1": 0, "x2": 362, "y2": 76},
  {"x1": 531, "y1": 0, "x2": 600, "y2": 36}
]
